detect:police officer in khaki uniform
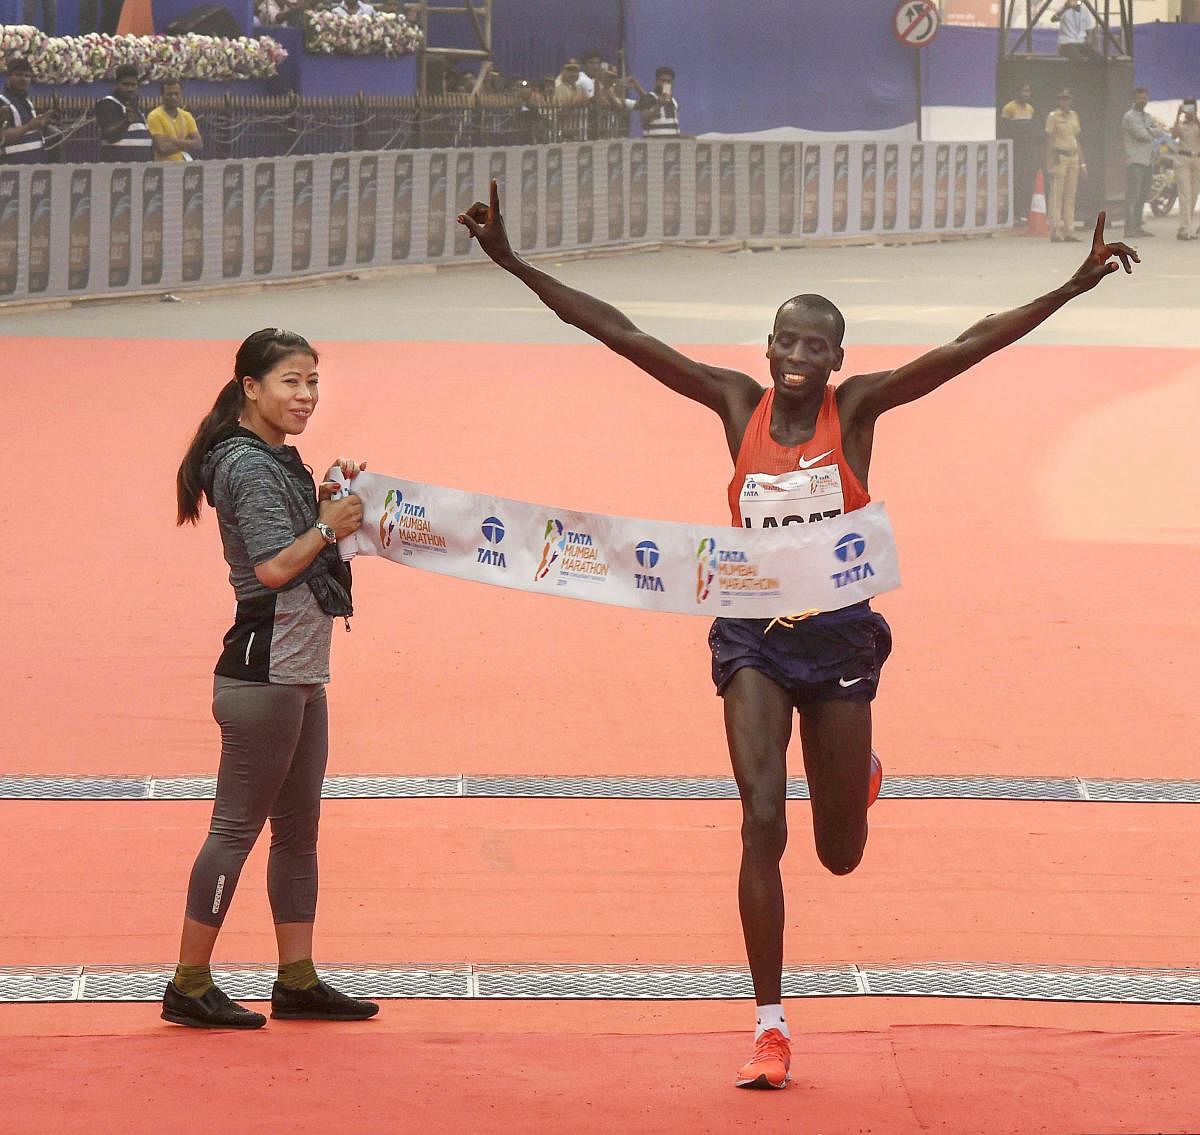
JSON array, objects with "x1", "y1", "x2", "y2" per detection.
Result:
[
  {"x1": 1045, "y1": 88, "x2": 1086, "y2": 242},
  {"x1": 1172, "y1": 97, "x2": 1200, "y2": 241}
]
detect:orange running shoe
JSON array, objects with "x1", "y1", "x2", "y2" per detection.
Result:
[
  {"x1": 735, "y1": 1028, "x2": 791, "y2": 1089},
  {"x1": 868, "y1": 749, "x2": 883, "y2": 808}
]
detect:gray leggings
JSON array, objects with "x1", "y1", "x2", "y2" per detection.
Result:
[{"x1": 185, "y1": 676, "x2": 329, "y2": 928}]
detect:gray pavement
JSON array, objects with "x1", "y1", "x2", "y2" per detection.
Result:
[{"x1": 4, "y1": 218, "x2": 1197, "y2": 348}]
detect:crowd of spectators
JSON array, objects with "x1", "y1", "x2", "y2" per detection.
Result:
[
  {"x1": 426, "y1": 49, "x2": 682, "y2": 139},
  {"x1": 0, "y1": 44, "x2": 680, "y2": 162},
  {"x1": 1, "y1": 60, "x2": 204, "y2": 163}
]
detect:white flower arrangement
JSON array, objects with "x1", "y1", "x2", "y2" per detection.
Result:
[
  {"x1": 302, "y1": 11, "x2": 422, "y2": 57},
  {"x1": 0, "y1": 24, "x2": 287, "y2": 82}
]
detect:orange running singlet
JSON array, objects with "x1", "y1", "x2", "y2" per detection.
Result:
[{"x1": 727, "y1": 385, "x2": 869, "y2": 528}]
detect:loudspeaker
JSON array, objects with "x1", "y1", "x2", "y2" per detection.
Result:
[
  {"x1": 996, "y1": 56, "x2": 1135, "y2": 214},
  {"x1": 164, "y1": 4, "x2": 243, "y2": 37}
]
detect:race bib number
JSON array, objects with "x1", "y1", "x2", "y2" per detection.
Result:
[{"x1": 739, "y1": 468, "x2": 846, "y2": 529}]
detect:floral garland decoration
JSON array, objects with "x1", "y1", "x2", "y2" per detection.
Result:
[
  {"x1": 0, "y1": 25, "x2": 287, "y2": 83},
  {"x1": 302, "y1": 11, "x2": 422, "y2": 57}
]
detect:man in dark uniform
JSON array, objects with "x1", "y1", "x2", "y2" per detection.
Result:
[
  {"x1": 94, "y1": 64, "x2": 154, "y2": 163},
  {"x1": 0, "y1": 57, "x2": 55, "y2": 164},
  {"x1": 458, "y1": 181, "x2": 1139, "y2": 1090}
]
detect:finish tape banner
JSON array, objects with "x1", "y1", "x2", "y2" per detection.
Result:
[{"x1": 338, "y1": 472, "x2": 900, "y2": 618}]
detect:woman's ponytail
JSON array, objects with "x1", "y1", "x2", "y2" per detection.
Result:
[{"x1": 176, "y1": 379, "x2": 243, "y2": 525}]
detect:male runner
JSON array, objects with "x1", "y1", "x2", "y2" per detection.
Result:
[{"x1": 458, "y1": 184, "x2": 1138, "y2": 1089}]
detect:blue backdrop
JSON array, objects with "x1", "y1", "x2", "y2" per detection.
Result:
[
  {"x1": 926, "y1": 23, "x2": 1200, "y2": 109},
  {"x1": 9, "y1": 1, "x2": 1200, "y2": 123},
  {"x1": 624, "y1": 0, "x2": 917, "y2": 134}
]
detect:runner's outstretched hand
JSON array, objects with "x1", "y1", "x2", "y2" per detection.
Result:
[
  {"x1": 1070, "y1": 212, "x2": 1140, "y2": 291},
  {"x1": 458, "y1": 179, "x2": 516, "y2": 268}
]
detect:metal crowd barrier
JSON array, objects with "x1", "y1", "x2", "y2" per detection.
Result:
[{"x1": 30, "y1": 95, "x2": 631, "y2": 163}]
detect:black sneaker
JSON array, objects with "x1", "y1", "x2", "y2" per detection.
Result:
[
  {"x1": 271, "y1": 979, "x2": 379, "y2": 1021},
  {"x1": 161, "y1": 981, "x2": 267, "y2": 1029}
]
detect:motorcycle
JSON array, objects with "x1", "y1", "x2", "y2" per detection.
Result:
[{"x1": 1149, "y1": 132, "x2": 1177, "y2": 218}]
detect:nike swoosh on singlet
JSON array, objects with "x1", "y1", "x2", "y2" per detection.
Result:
[
  {"x1": 797, "y1": 450, "x2": 834, "y2": 470},
  {"x1": 838, "y1": 676, "x2": 866, "y2": 687}
]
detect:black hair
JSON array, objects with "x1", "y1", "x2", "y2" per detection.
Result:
[
  {"x1": 113, "y1": 63, "x2": 140, "y2": 82},
  {"x1": 160, "y1": 76, "x2": 183, "y2": 92},
  {"x1": 655, "y1": 66, "x2": 675, "y2": 80},
  {"x1": 176, "y1": 329, "x2": 318, "y2": 525},
  {"x1": 774, "y1": 294, "x2": 846, "y2": 347},
  {"x1": 6, "y1": 56, "x2": 33, "y2": 74}
]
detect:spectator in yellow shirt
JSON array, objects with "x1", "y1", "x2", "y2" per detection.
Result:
[{"x1": 147, "y1": 79, "x2": 202, "y2": 162}]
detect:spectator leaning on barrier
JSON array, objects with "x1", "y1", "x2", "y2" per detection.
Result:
[
  {"x1": 577, "y1": 50, "x2": 602, "y2": 99},
  {"x1": 1171, "y1": 96, "x2": 1200, "y2": 241},
  {"x1": 95, "y1": 64, "x2": 154, "y2": 163},
  {"x1": 999, "y1": 82, "x2": 1039, "y2": 223},
  {"x1": 1121, "y1": 87, "x2": 1157, "y2": 238},
  {"x1": 147, "y1": 79, "x2": 203, "y2": 163},
  {"x1": 642, "y1": 66, "x2": 681, "y2": 138},
  {"x1": 553, "y1": 59, "x2": 588, "y2": 106},
  {"x1": 0, "y1": 56, "x2": 56, "y2": 165},
  {"x1": 1044, "y1": 87, "x2": 1085, "y2": 242},
  {"x1": 591, "y1": 63, "x2": 628, "y2": 112},
  {"x1": 1050, "y1": 0, "x2": 1099, "y2": 62}
]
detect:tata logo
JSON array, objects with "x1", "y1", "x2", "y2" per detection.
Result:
[
  {"x1": 834, "y1": 532, "x2": 867, "y2": 563},
  {"x1": 478, "y1": 516, "x2": 507, "y2": 566},
  {"x1": 634, "y1": 540, "x2": 660, "y2": 569}
]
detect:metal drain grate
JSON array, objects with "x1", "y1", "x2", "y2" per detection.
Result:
[
  {"x1": 861, "y1": 963, "x2": 1200, "y2": 1004},
  {"x1": 1, "y1": 962, "x2": 1196, "y2": 1004},
  {"x1": 322, "y1": 776, "x2": 463, "y2": 799},
  {"x1": 883, "y1": 776, "x2": 1082, "y2": 801},
  {"x1": 464, "y1": 776, "x2": 742, "y2": 800},
  {"x1": 0, "y1": 777, "x2": 149, "y2": 800},
  {"x1": 3, "y1": 773, "x2": 1199, "y2": 804},
  {"x1": 1079, "y1": 779, "x2": 1200, "y2": 804}
]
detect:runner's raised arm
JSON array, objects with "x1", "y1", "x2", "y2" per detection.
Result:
[
  {"x1": 459, "y1": 179, "x2": 761, "y2": 429},
  {"x1": 841, "y1": 213, "x2": 1139, "y2": 422}
]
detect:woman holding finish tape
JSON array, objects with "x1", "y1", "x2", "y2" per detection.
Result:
[{"x1": 166, "y1": 328, "x2": 377, "y2": 1029}]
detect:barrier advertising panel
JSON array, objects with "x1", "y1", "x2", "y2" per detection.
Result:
[
  {"x1": 293, "y1": 160, "x2": 313, "y2": 271},
  {"x1": 576, "y1": 145, "x2": 594, "y2": 244},
  {"x1": 606, "y1": 143, "x2": 623, "y2": 241},
  {"x1": 0, "y1": 171, "x2": 18, "y2": 295},
  {"x1": 546, "y1": 147, "x2": 563, "y2": 248},
  {"x1": 108, "y1": 167, "x2": 132, "y2": 288},
  {"x1": 253, "y1": 163, "x2": 275, "y2": 276},
  {"x1": 778, "y1": 144, "x2": 796, "y2": 235},
  {"x1": 180, "y1": 165, "x2": 203, "y2": 282},
  {"x1": 695, "y1": 143, "x2": 712, "y2": 237},
  {"x1": 222, "y1": 164, "x2": 244, "y2": 279},
  {"x1": 141, "y1": 167, "x2": 163, "y2": 286},
  {"x1": 357, "y1": 155, "x2": 378, "y2": 264},
  {"x1": 28, "y1": 169, "x2": 52, "y2": 293},
  {"x1": 391, "y1": 154, "x2": 411, "y2": 261}
]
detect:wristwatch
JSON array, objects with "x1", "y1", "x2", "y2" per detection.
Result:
[{"x1": 315, "y1": 521, "x2": 338, "y2": 545}]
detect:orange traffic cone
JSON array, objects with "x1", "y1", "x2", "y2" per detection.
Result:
[{"x1": 1026, "y1": 169, "x2": 1049, "y2": 237}]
